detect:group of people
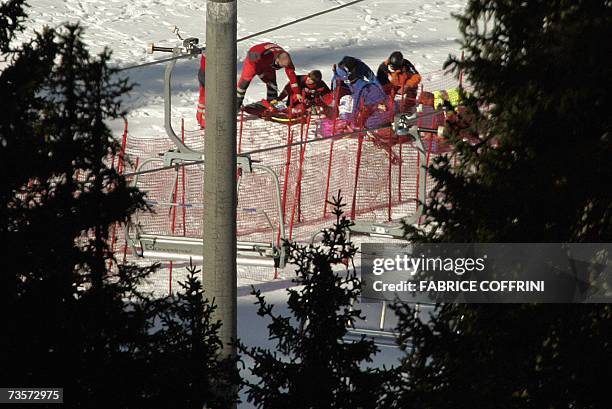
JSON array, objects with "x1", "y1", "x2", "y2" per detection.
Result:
[{"x1": 196, "y1": 42, "x2": 421, "y2": 128}]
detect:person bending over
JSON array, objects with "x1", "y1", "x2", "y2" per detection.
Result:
[{"x1": 237, "y1": 42, "x2": 302, "y2": 110}]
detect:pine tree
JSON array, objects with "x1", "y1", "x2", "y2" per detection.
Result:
[
  {"x1": 151, "y1": 263, "x2": 240, "y2": 409},
  {"x1": 387, "y1": 303, "x2": 612, "y2": 409},
  {"x1": 408, "y1": 0, "x2": 612, "y2": 242},
  {"x1": 1, "y1": 1, "x2": 238, "y2": 407},
  {"x1": 239, "y1": 195, "x2": 390, "y2": 409},
  {"x1": 393, "y1": 2, "x2": 612, "y2": 409}
]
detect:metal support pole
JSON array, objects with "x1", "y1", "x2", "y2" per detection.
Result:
[
  {"x1": 164, "y1": 54, "x2": 200, "y2": 155},
  {"x1": 203, "y1": 0, "x2": 237, "y2": 362}
]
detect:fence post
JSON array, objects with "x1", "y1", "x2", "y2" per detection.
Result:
[
  {"x1": 117, "y1": 117, "x2": 129, "y2": 174},
  {"x1": 322, "y1": 140, "x2": 335, "y2": 218},
  {"x1": 398, "y1": 142, "x2": 403, "y2": 202},
  {"x1": 298, "y1": 112, "x2": 312, "y2": 223},
  {"x1": 238, "y1": 108, "x2": 244, "y2": 153},
  {"x1": 419, "y1": 136, "x2": 435, "y2": 225},
  {"x1": 278, "y1": 123, "x2": 294, "y2": 245},
  {"x1": 181, "y1": 118, "x2": 187, "y2": 236},
  {"x1": 387, "y1": 149, "x2": 392, "y2": 222},
  {"x1": 122, "y1": 157, "x2": 139, "y2": 263},
  {"x1": 289, "y1": 113, "x2": 310, "y2": 240},
  {"x1": 350, "y1": 133, "x2": 364, "y2": 220},
  {"x1": 459, "y1": 50, "x2": 465, "y2": 88},
  {"x1": 107, "y1": 117, "x2": 130, "y2": 271}
]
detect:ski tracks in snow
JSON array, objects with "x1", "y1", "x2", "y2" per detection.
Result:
[{"x1": 22, "y1": 0, "x2": 466, "y2": 136}]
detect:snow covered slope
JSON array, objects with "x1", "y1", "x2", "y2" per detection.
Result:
[{"x1": 23, "y1": 0, "x2": 466, "y2": 136}]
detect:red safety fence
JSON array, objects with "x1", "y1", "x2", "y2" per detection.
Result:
[{"x1": 110, "y1": 68, "x2": 465, "y2": 289}]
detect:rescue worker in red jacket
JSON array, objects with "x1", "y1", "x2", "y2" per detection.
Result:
[
  {"x1": 277, "y1": 70, "x2": 332, "y2": 109},
  {"x1": 237, "y1": 42, "x2": 302, "y2": 110},
  {"x1": 376, "y1": 51, "x2": 421, "y2": 96},
  {"x1": 196, "y1": 54, "x2": 206, "y2": 128}
]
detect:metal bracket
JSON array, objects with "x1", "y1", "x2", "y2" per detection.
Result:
[
  {"x1": 162, "y1": 150, "x2": 204, "y2": 167},
  {"x1": 237, "y1": 155, "x2": 253, "y2": 173},
  {"x1": 393, "y1": 112, "x2": 445, "y2": 150},
  {"x1": 182, "y1": 37, "x2": 199, "y2": 51},
  {"x1": 393, "y1": 112, "x2": 418, "y2": 137}
]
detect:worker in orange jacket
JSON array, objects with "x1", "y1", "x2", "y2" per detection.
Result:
[{"x1": 376, "y1": 51, "x2": 421, "y2": 96}]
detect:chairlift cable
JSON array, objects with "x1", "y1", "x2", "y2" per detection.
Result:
[{"x1": 117, "y1": 0, "x2": 369, "y2": 72}]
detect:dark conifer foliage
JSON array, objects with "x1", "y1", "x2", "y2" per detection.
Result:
[
  {"x1": 153, "y1": 264, "x2": 240, "y2": 409},
  {"x1": 386, "y1": 303, "x2": 612, "y2": 409},
  {"x1": 408, "y1": 0, "x2": 612, "y2": 242},
  {"x1": 239, "y1": 195, "x2": 390, "y2": 409},
  {"x1": 394, "y1": 2, "x2": 612, "y2": 409},
  {"x1": 1, "y1": 1, "x2": 237, "y2": 407}
]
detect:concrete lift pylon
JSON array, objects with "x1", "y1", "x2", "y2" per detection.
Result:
[{"x1": 203, "y1": 0, "x2": 238, "y2": 362}]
